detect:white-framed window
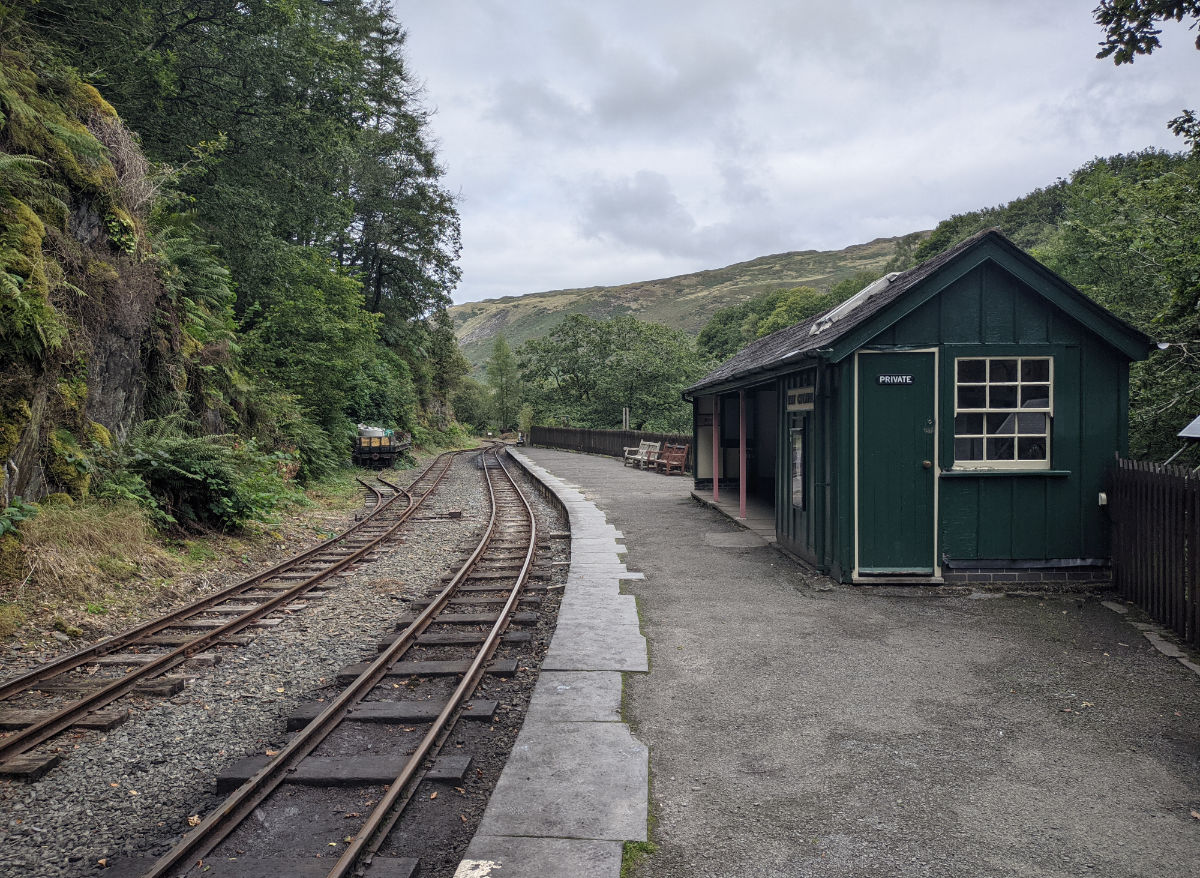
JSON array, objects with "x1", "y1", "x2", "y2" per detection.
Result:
[{"x1": 953, "y1": 357, "x2": 1052, "y2": 469}]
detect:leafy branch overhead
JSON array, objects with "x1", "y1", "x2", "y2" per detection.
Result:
[{"x1": 1095, "y1": 1, "x2": 1200, "y2": 149}]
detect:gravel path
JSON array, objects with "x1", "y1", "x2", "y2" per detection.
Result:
[{"x1": 0, "y1": 453, "x2": 490, "y2": 877}]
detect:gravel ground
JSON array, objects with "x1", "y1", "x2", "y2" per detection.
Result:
[
  {"x1": 520, "y1": 447, "x2": 1200, "y2": 878},
  {"x1": 0, "y1": 452, "x2": 491, "y2": 877}
]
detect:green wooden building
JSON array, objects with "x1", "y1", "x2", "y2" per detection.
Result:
[{"x1": 684, "y1": 229, "x2": 1152, "y2": 584}]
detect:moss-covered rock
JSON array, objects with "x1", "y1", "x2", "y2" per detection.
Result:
[
  {"x1": 47, "y1": 429, "x2": 91, "y2": 498},
  {"x1": 96, "y1": 554, "x2": 137, "y2": 580},
  {"x1": 72, "y1": 81, "x2": 117, "y2": 118},
  {"x1": 52, "y1": 616, "x2": 83, "y2": 637},
  {"x1": 0, "y1": 398, "x2": 32, "y2": 461},
  {"x1": 0, "y1": 602, "x2": 25, "y2": 638},
  {"x1": 103, "y1": 208, "x2": 136, "y2": 254},
  {"x1": 0, "y1": 533, "x2": 25, "y2": 583},
  {"x1": 86, "y1": 421, "x2": 112, "y2": 449},
  {"x1": 56, "y1": 376, "x2": 87, "y2": 412}
]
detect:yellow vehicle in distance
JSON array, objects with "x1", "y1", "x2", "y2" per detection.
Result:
[{"x1": 351, "y1": 425, "x2": 411, "y2": 469}]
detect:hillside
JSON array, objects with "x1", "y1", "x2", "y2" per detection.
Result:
[{"x1": 450, "y1": 235, "x2": 917, "y2": 366}]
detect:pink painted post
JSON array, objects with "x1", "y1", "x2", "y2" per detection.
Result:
[
  {"x1": 739, "y1": 390, "x2": 747, "y2": 519},
  {"x1": 711, "y1": 394, "x2": 720, "y2": 502}
]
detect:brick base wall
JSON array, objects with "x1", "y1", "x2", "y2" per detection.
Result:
[{"x1": 942, "y1": 566, "x2": 1111, "y2": 586}]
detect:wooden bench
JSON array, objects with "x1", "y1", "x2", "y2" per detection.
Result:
[
  {"x1": 654, "y1": 443, "x2": 689, "y2": 476},
  {"x1": 623, "y1": 440, "x2": 660, "y2": 469}
]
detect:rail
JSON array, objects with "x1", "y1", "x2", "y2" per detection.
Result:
[
  {"x1": 139, "y1": 444, "x2": 539, "y2": 877},
  {"x1": 0, "y1": 452, "x2": 457, "y2": 772}
]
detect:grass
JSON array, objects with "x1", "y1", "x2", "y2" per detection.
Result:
[
  {"x1": 0, "y1": 602, "x2": 25, "y2": 638},
  {"x1": 12, "y1": 498, "x2": 179, "y2": 611},
  {"x1": 0, "y1": 465, "x2": 378, "y2": 646},
  {"x1": 621, "y1": 841, "x2": 658, "y2": 877},
  {"x1": 0, "y1": 449, "x2": 485, "y2": 649}
]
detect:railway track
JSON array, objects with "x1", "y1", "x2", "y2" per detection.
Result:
[
  {"x1": 0, "y1": 451, "x2": 461, "y2": 781},
  {"x1": 136, "y1": 444, "x2": 546, "y2": 878}
]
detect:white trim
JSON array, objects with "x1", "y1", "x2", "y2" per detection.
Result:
[
  {"x1": 951, "y1": 355, "x2": 1053, "y2": 470},
  {"x1": 853, "y1": 352, "x2": 860, "y2": 577},
  {"x1": 933, "y1": 347, "x2": 941, "y2": 579},
  {"x1": 854, "y1": 348, "x2": 940, "y2": 579}
]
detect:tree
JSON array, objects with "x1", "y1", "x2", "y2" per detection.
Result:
[
  {"x1": 21, "y1": 0, "x2": 465, "y2": 462},
  {"x1": 1038, "y1": 150, "x2": 1200, "y2": 457},
  {"x1": 1095, "y1": 1, "x2": 1200, "y2": 150},
  {"x1": 519, "y1": 315, "x2": 710, "y2": 432},
  {"x1": 697, "y1": 274, "x2": 874, "y2": 361},
  {"x1": 239, "y1": 243, "x2": 416, "y2": 439},
  {"x1": 486, "y1": 335, "x2": 521, "y2": 432},
  {"x1": 450, "y1": 377, "x2": 493, "y2": 432},
  {"x1": 756, "y1": 287, "x2": 833, "y2": 337}
]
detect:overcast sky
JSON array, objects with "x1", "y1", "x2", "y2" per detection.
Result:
[{"x1": 393, "y1": 1, "x2": 1200, "y2": 305}]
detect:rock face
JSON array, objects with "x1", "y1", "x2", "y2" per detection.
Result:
[
  {"x1": 80, "y1": 255, "x2": 161, "y2": 445},
  {"x1": 1, "y1": 249, "x2": 164, "y2": 505},
  {"x1": 0, "y1": 39, "x2": 191, "y2": 508},
  {"x1": 1, "y1": 158, "x2": 169, "y2": 504}
]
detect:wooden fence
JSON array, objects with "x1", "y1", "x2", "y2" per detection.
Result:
[
  {"x1": 529, "y1": 426, "x2": 693, "y2": 472},
  {"x1": 1110, "y1": 458, "x2": 1200, "y2": 646}
]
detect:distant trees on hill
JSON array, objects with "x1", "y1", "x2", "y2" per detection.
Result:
[
  {"x1": 517, "y1": 315, "x2": 710, "y2": 433},
  {"x1": 697, "y1": 272, "x2": 881, "y2": 360}
]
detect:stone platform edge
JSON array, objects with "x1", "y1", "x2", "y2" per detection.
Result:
[{"x1": 453, "y1": 448, "x2": 650, "y2": 878}]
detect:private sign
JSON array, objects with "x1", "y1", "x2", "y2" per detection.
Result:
[{"x1": 877, "y1": 374, "x2": 914, "y2": 385}]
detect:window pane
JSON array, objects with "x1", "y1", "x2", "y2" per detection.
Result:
[
  {"x1": 954, "y1": 413, "x2": 983, "y2": 435},
  {"x1": 986, "y1": 413, "x2": 1015, "y2": 434},
  {"x1": 1021, "y1": 385, "x2": 1050, "y2": 408},
  {"x1": 1018, "y1": 437, "x2": 1047, "y2": 460},
  {"x1": 990, "y1": 359, "x2": 1018, "y2": 382},
  {"x1": 986, "y1": 437, "x2": 1015, "y2": 460},
  {"x1": 958, "y1": 385, "x2": 987, "y2": 409},
  {"x1": 955, "y1": 437, "x2": 984, "y2": 460},
  {"x1": 1017, "y1": 413, "x2": 1046, "y2": 434},
  {"x1": 1021, "y1": 359, "x2": 1050, "y2": 381},
  {"x1": 957, "y1": 359, "x2": 986, "y2": 382},
  {"x1": 989, "y1": 384, "x2": 1018, "y2": 408}
]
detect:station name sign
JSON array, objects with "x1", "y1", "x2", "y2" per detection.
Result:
[
  {"x1": 877, "y1": 374, "x2": 914, "y2": 385},
  {"x1": 786, "y1": 387, "x2": 815, "y2": 411}
]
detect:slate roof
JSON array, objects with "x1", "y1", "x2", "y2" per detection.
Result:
[{"x1": 684, "y1": 227, "x2": 1149, "y2": 396}]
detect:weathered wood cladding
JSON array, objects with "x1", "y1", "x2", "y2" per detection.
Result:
[
  {"x1": 690, "y1": 231, "x2": 1149, "y2": 583},
  {"x1": 772, "y1": 260, "x2": 1137, "y2": 578},
  {"x1": 892, "y1": 262, "x2": 1123, "y2": 564}
]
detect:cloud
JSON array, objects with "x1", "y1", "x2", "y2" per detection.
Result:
[
  {"x1": 395, "y1": 0, "x2": 1200, "y2": 304},
  {"x1": 578, "y1": 170, "x2": 697, "y2": 256}
]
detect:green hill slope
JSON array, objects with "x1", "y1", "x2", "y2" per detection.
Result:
[{"x1": 451, "y1": 235, "x2": 917, "y2": 366}]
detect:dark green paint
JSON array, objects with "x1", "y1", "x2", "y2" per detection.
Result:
[
  {"x1": 753, "y1": 248, "x2": 1148, "y2": 580},
  {"x1": 856, "y1": 352, "x2": 936, "y2": 573}
]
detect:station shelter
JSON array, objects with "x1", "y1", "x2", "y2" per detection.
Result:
[{"x1": 684, "y1": 229, "x2": 1152, "y2": 584}]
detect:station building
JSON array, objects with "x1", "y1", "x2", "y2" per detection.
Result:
[{"x1": 683, "y1": 229, "x2": 1152, "y2": 584}]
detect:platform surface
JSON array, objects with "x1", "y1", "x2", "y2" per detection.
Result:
[{"x1": 507, "y1": 446, "x2": 1200, "y2": 878}]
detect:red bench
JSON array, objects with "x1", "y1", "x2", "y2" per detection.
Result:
[{"x1": 654, "y1": 443, "x2": 689, "y2": 476}]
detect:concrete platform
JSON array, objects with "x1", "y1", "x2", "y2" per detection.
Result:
[
  {"x1": 509, "y1": 446, "x2": 1200, "y2": 878},
  {"x1": 453, "y1": 450, "x2": 649, "y2": 878}
]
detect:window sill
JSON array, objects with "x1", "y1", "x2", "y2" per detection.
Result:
[{"x1": 940, "y1": 469, "x2": 1070, "y2": 478}]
